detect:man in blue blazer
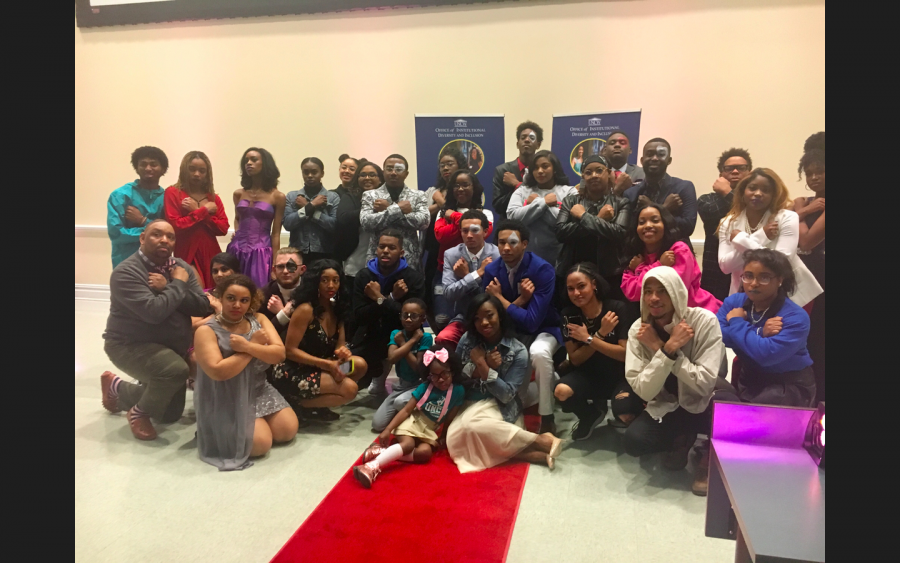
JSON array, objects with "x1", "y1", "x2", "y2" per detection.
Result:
[
  {"x1": 483, "y1": 219, "x2": 562, "y2": 435},
  {"x1": 436, "y1": 210, "x2": 501, "y2": 350}
]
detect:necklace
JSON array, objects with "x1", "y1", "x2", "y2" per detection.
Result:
[
  {"x1": 745, "y1": 211, "x2": 769, "y2": 234},
  {"x1": 217, "y1": 313, "x2": 246, "y2": 327},
  {"x1": 749, "y1": 306, "x2": 770, "y2": 325}
]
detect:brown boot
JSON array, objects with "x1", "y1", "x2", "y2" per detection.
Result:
[
  {"x1": 662, "y1": 433, "x2": 696, "y2": 471},
  {"x1": 692, "y1": 445, "x2": 710, "y2": 496},
  {"x1": 127, "y1": 407, "x2": 157, "y2": 441}
]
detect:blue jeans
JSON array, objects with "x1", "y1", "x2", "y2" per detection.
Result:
[{"x1": 432, "y1": 278, "x2": 453, "y2": 332}]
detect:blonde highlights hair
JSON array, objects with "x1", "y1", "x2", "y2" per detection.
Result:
[
  {"x1": 725, "y1": 167, "x2": 790, "y2": 223},
  {"x1": 175, "y1": 151, "x2": 215, "y2": 194}
]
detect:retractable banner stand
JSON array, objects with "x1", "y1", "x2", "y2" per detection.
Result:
[
  {"x1": 552, "y1": 110, "x2": 642, "y2": 185},
  {"x1": 414, "y1": 115, "x2": 505, "y2": 213}
]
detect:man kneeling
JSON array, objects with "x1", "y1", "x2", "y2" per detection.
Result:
[
  {"x1": 623, "y1": 266, "x2": 727, "y2": 494},
  {"x1": 100, "y1": 219, "x2": 213, "y2": 440}
]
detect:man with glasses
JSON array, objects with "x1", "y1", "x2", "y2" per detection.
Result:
[
  {"x1": 436, "y1": 210, "x2": 501, "y2": 351},
  {"x1": 261, "y1": 247, "x2": 306, "y2": 339},
  {"x1": 623, "y1": 138, "x2": 698, "y2": 240},
  {"x1": 360, "y1": 154, "x2": 429, "y2": 270},
  {"x1": 493, "y1": 121, "x2": 544, "y2": 221},
  {"x1": 698, "y1": 148, "x2": 753, "y2": 300},
  {"x1": 602, "y1": 130, "x2": 645, "y2": 196}
]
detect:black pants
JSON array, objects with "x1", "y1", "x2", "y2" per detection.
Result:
[
  {"x1": 623, "y1": 405, "x2": 711, "y2": 458},
  {"x1": 556, "y1": 370, "x2": 643, "y2": 423},
  {"x1": 303, "y1": 252, "x2": 333, "y2": 270},
  {"x1": 715, "y1": 365, "x2": 816, "y2": 408},
  {"x1": 350, "y1": 336, "x2": 389, "y2": 389}
]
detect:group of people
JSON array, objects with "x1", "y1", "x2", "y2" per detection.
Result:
[{"x1": 99, "y1": 125, "x2": 826, "y2": 496}]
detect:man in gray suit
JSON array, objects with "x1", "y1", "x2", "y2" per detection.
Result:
[
  {"x1": 604, "y1": 130, "x2": 646, "y2": 196},
  {"x1": 434, "y1": 209, "x2": 501, "y2": 351}
]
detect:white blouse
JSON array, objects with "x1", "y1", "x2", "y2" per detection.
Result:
[{"x1": 717, "y1": 209, "x2": 823, "y2": 307}]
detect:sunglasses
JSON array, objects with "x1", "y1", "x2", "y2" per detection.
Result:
[{"x1": 402, "y1": 312, "x2": 423, "y2": 320}]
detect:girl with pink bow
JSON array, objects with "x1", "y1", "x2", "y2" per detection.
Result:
[{"x1": 353, "y1": 346, "x2": 465, "y2": 488}]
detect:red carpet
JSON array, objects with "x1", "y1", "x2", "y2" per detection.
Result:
[{"x1": 271, "y1": 415, "x2": 540, "y2": 563}]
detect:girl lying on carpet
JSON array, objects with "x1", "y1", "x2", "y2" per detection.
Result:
[{"x1": 353, "y1": 346, "x2": 465, "y2": 488}]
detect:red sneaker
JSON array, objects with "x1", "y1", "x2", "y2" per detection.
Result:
[
  {"x1": 127, "y1": 408, "x2": 157, "y2": 441},
  {"x1": 100, "y1": 371, "x2": 122, "y2": 414}
]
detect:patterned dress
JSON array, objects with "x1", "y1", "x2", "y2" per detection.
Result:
[{"x1": 271, "y1": 317, "x2": 338, "y2": 406}]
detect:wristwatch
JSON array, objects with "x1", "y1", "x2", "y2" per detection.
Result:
[
  {"x1": 377, "y1": 296, "x2": 385, "y2": 305},
  {"x1": 585, "y1": 335, "x2": 593, "y2": 344}
]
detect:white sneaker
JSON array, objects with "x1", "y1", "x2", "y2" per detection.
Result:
[{"x1": 367, "y1": 374, "x2": 388, "y2": 396}]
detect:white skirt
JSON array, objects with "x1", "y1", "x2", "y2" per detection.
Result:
[{"x1": 446, "y1": 400, "x2": 537, "y2": 474}]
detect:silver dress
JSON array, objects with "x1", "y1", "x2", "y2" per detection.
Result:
[{"x1": 195, "y1": 316, "x2": 290, "y2": 471}]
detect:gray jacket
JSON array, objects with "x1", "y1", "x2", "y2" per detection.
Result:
[
  {"x1": 441, "y1": 242, "x2": 501, "y2": 323},
  {"x1": 103, "y1": 252, "x2": 211, "y2": 357},
  {"x1": 283, "y1": 187, "x2": 340, "y2": 255},
  {"x1": 359, "y1": 185, "x2": 429, "y2": 269}
]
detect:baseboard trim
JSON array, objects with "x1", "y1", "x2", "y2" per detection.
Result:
[{"x1": 75, "y1": 284, "x2": 111, "y2": 302}]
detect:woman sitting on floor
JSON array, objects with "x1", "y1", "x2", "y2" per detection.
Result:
[
  {"x1": 556, "y1": 263, "x2": 644, "y2": 441},
  {"x1": 271, "y1": 260, "x2": 368, "y2": 421},
  {"x1": 193, "y1": 274, "x2": 298, "y2": 470},
  {"x1": 446, "y1": 294, "x2": 562, "y2": 473},
  {"x1": 715, "y1": 249, "x2": 816, "y2": 407}
]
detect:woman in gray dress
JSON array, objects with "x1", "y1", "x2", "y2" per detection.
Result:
[{"x1": 193, "y1": 274, "x2": 298, "y2": 470}]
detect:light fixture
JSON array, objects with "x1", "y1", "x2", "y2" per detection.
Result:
[{"x1": 803, "y1": 401, "x2": 826, "y2": 469}]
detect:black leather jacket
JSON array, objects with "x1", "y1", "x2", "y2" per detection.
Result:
[{"x1": 554, "y1": 191, "x2": 632, "y2": 280}]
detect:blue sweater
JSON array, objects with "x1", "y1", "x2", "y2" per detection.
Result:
[
  {"x1": 482, "y1": 252, "x2": 562, "y2": 343},
  {"x1": 717, "y1": 293, "x2": 812, "y2": 375}
]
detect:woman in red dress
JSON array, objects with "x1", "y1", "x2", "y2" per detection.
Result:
[{"x1": 164, "y1": 151, "x2": 230, "y2": 289}]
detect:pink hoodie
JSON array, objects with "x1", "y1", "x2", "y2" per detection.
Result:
[{"x1": 621, "y1": 241, "x2": 721, "y2": 313}]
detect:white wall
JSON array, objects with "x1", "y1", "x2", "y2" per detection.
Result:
[{"x1": 75, "y1": 0, "x2": 825, "y2": 285}]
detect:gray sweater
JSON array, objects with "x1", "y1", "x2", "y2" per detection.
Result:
[{"x1": 103, "y1": 252, "x2": 212, "y2": 357}]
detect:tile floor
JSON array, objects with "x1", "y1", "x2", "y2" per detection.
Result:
[{"x1": 75, "y1": 299, "x2": 735, "y2": 562}]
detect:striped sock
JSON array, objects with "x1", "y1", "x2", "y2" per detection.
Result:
[
  {"x1": 128, "y1": 405, "x2": 149, "y2": 422},
  {"x1": 109, "y1": 375, "x2": 122, "y2": 398}
]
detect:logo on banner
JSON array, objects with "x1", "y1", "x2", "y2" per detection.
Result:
[
  {"x1": 440, "y1": 139, "x2": 485, "y2": 174},
  {"x1": 588, "y1": 117, "x2": 602, "y2": 126},
  {"x1": 454, "y1": 119, "x2": 468, "y2": 128}
]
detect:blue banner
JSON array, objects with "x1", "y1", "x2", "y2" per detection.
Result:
[
  {"x1": 551, "y1": 110, "x2": 642, "y2": 185},
  {"x1": 414, "y1": 115, "x2": 505, "y2": 213}
]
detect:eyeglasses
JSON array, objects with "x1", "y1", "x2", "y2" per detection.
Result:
[
  {"x1": 741, "y1": 272, "x2": 775, "y2": 285},
  {"x1": 358, "y1": 172, "x2": 379, "y2": 179},
  {"x1": 384, "y1": 166, "x2": 406, "y2": 174},
  {"x1": 274, "y1": 264, "x2": 299, "y2": 272},
  {"x1": 723, "y1": 164, "x2": 750, "y2": 173},
  {"x1": 430, "y1": 370, "x2": 452, "y2": 380},
  {"x1": 401, "y1": 312, "x2": 423, "y2": 320}
]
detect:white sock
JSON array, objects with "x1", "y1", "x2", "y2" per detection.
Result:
[
  {"x1": 372, "y1": 443, "x2": 404, "y2": 468},
  {"x1": 400, "y1": 453, "x2": 415, "y2": 463}
]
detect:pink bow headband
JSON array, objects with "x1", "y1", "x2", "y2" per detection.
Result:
[{"x1": 423, "y1": 348, "x2": 449, "y2": 366}]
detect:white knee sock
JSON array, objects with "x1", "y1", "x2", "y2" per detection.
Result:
[
  {"x1": 372, "y1": 443, "x2": 404, "y2": 468},
  {"x1": 400, "y1": 452, "x2": 416, "y2": 463}
]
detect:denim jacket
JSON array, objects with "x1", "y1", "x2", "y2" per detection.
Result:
[
  {"x1": 456, "y1": 333, "x2": 529, "y2": 423},
  {"x1": 283, "y1": 186, "x2": 340, "y2": 255}
]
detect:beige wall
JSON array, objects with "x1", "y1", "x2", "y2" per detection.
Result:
[{"x1": 75, "y1": 0, "x2": 825, "y2": 285}]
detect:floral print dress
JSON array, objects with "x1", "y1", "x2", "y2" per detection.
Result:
[{"x1": 271, "y1": 317, "x2": 338, "y2": 405}]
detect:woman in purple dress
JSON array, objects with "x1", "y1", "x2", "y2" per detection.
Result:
[{"x1": 228, "y1": 148, "x2": 286, "y2": 288}]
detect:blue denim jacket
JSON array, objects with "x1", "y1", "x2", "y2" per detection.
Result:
[
  {"x1": 283, "y1": 187, "x2": 341, "y2": 255},
  {"x1": 456, "y1": 333, "x2": 529, "y2": 423}
]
